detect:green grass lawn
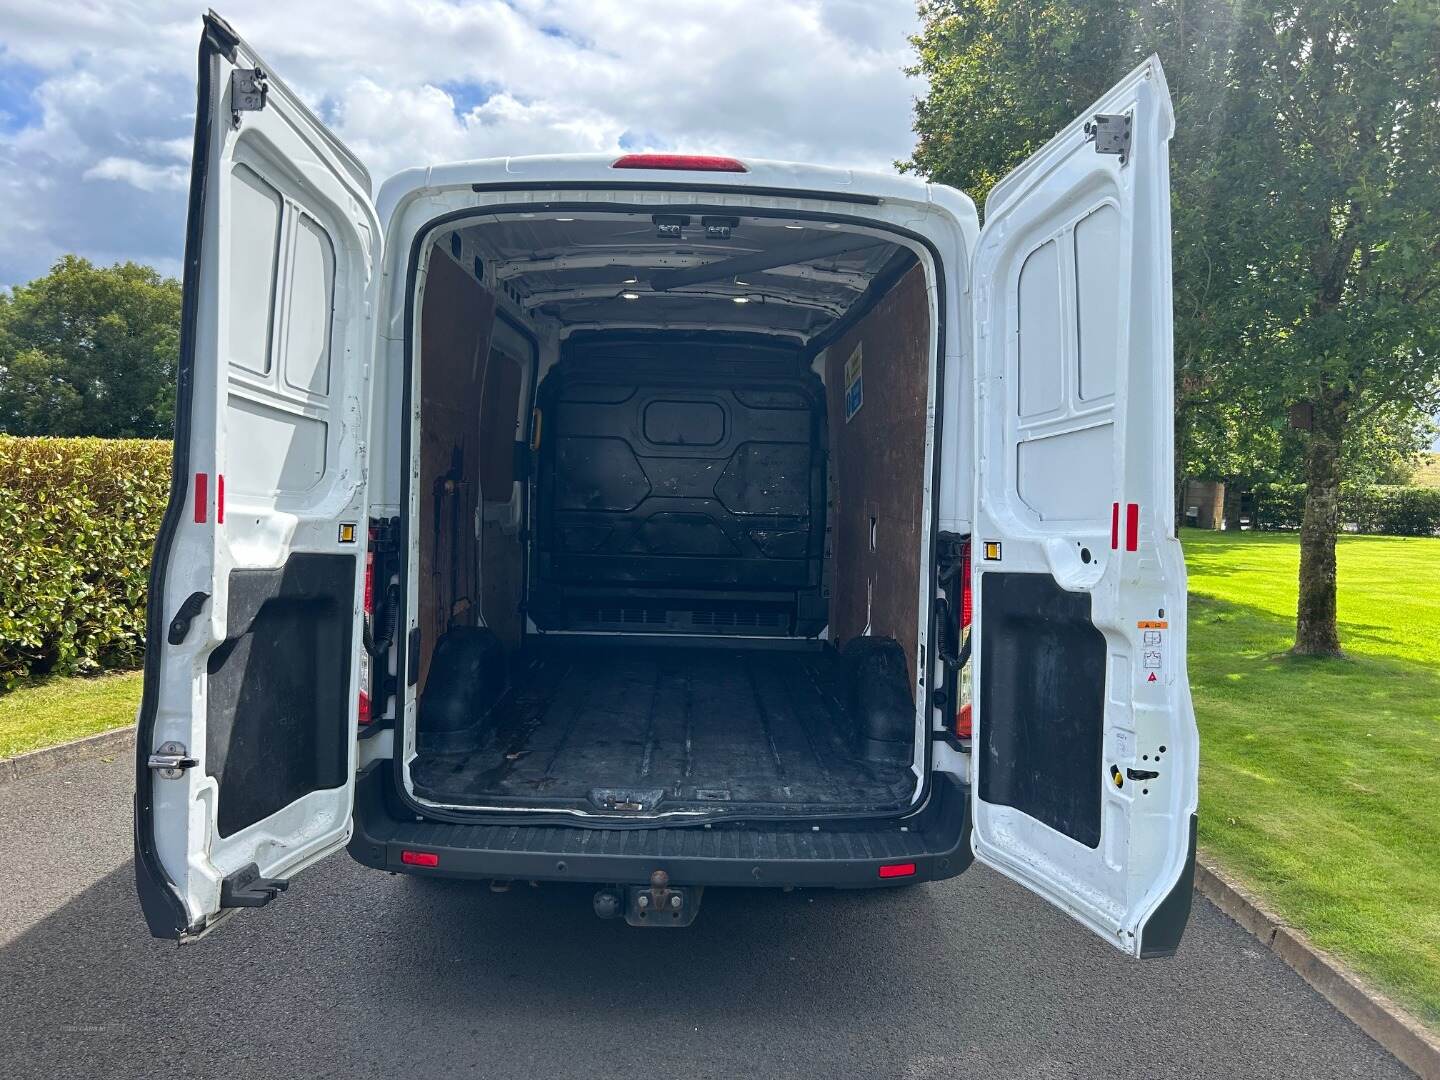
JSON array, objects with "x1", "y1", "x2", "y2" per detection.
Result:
[
  {"x1": 1184, "y1": 528, "x2": 1440, "y2": 1025},
  {"x1": 0, "y1": 671, "x2": 142, "y2": 758}
]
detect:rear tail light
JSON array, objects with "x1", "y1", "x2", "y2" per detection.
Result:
[
  {"x1": 358, "y1": 537, "x2": 375, "y2": 725},
  {"x1": 611, "y1": 153, "x2": 748, "y2": 173},
  {"x1": 956, "y1": 537, "x2": 973, "y2": 739},
  {"x1": 401, "y1": 850, "x2": 439, "y2": 867},
  {"x1": 878, "y1": 862, "x2": 917, "y2": 879},
  {"x1": 959, "y1": 541, "x2": 972, "y2": 630}
]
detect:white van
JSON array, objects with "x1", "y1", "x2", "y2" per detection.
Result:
[{"x1": 135, "y1": 12, "x2": 1198, "y2": 948}]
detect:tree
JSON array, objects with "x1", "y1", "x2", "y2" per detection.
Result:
[
  {"x1": 905, "y1": 0, "x2": 1242, "y2": 530},
  {"x1": 904, "y1": 1, "x2": 1138, "y2": 209},
  {"x1": 1183, "y1": 395, "x2": 1436, "y2": 493},
  {"x1": 0, "y1": 256, "x2": 182, "y2": 438},
  {"x1": 1211, "y1": 0, "x2": 1440, "y2": 654},
  {"x1": 905, "y1": 0, "x2": 1440, "y2": 656}
]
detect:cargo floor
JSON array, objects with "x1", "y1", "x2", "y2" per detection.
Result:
[{"x1": 410, "y1": 645, "x2": 917, "y2": 815}]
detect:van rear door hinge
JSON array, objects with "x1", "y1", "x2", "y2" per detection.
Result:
[
  {"x1": 1085, "y1": 113, "x2": 1132, "y2": 165},
  {"x1": 230, "y1": 67, "x2": 268, "y2": 122}
]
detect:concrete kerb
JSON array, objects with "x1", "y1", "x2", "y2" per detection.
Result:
[
  {"x1": 0, "y1": 725, "x2": 135, "y2": 787},
  {"x1": 1195, "y1": 860, "x2": 1439, "y2": 1079}
]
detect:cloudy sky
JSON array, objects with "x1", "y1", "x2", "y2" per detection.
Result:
[{"x1": 0, "y1": 0, "x2": 925, "y2": 289}]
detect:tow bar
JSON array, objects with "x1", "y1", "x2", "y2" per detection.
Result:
[{"x1": 593, "y1": 870, "x2": 704, "y2": 927}]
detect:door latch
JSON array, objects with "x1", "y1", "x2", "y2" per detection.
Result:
[
  {"x1": 147, "y1": 741, "x2": 198, "y2": 779},
  {"x1": 1085, "y1": 113, "x2": 1132, "y2": 165}
]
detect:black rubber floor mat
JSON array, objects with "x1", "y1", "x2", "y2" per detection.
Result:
[{"x1": 410, "y1": 644, "x2": 916, "y2": 815}]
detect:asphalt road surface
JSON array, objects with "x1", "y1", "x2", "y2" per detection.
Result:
[{"x1": 0, "y1": 754, "x2": 1412, "y2": 1080}]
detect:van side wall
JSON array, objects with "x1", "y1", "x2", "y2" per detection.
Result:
[
  {"x1": 823, "y1": 264, "x2": 931, "y2": 685},
  {"x1": 416, "y1": 248, "x2": 525, "y2": 684}
]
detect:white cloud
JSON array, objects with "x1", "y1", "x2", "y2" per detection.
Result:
[
  {"x1": 83, "y1": 156, "x2": 189, "y2": 191},
  {"x1": 0, "y1": 0, "x2": 925, "y2": 287}
]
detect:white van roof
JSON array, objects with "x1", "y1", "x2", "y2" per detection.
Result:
[{"x1": 375, "y1": 153, "x2": 974, "y2": 230}]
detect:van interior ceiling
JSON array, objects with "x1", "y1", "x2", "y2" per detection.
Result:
[{"x1": 402, "y1": 209, "x2": 937, "y2": 819}]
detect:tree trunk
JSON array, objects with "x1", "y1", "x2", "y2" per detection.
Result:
[
  {"x1": 1293, "y1": 394, "x2": 1347, "y2": 656},
  {"x1": 1223, "y1": 484, "x2": 1243, "y2": 531}
]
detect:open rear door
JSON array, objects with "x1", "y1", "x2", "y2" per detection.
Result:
[
  {"x1": 134, "y1": 13, "x2": 380, "y2": 939},
  {"x1": 968, "y1": 57, "x2": 1199, "y2": 957}
]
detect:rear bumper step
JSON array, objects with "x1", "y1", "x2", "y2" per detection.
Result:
[{"x1": 349, "y1": 767, "x2": 972, "y2": 889}]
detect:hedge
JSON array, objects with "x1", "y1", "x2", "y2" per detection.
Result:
[
  {"x1": 0, "y1": 436, "x2": 172, "y2": 688},
  {"x1": 1251, "y1": 482, "x2": 1440, "y2": 536}
]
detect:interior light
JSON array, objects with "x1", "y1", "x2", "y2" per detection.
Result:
[
  {"x1": 783, "y1": 224, "x2": 804, "y2": 230},
  {"x1": 623, "y1": 276, "x2": 638, "y2": 284},
  {"x1": 732, "y1": 296, "x2": 751, "y2": 304},
  {"x1": 555, "y1": 217, "x2": 575, "y2": 222},
  {"x1": 621, "y1": 291, "x2": 641, "y2": 301}
]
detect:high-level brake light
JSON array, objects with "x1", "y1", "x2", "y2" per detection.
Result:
[{"x1": 611, "y1": 154, "x2": 748, "y2": 173}]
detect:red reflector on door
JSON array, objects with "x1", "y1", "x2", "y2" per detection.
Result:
[
  {"x1": 1111, "y1": 502, "x2": 1120, "y2": 550},
  {"x1": 194, "y1": 473, "x2": 208, "y2": 523},
  {"x1": 1125, "y1": 503, "x2": 1140, "y2": 552},
  {"x1": 611, "y1": 153, "x2": 748, "y2": 173},
  {"x1": 878, "y1": 862, "x2": 916, "y2": 879},
  {"x1": 216, "y1": 473, "x2": 225, "y2": 525},
  {"x1": 401, "y1": 850, "x2": 439, "y2": 867}
]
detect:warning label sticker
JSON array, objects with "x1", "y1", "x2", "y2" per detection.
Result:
[
  {"x1": 1138, "y1": 620, "x2": 1166, "y2": 683},
  {"x1": 843, "y1": 343, "x2": 863, "y2": 423}
]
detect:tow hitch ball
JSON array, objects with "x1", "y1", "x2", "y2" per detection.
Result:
[{"x1": 593, "y1": 870, "x2": 703, "y2": 927}]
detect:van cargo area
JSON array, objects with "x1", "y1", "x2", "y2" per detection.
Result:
[
  {"x1": 411, "y1": 642, "x2": 918, "y2": 815},
  {"x1": 397, "y1": 209, "x2": 938, "y2": 820}
]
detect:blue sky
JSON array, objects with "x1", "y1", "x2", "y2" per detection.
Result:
[{"x1": 0, "y1": 0, "x2": 923, "y2": 289}]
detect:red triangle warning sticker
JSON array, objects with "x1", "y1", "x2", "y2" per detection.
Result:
[{"x1": 1147, "y1": 672, "x2": 1158, "y2": 682}]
